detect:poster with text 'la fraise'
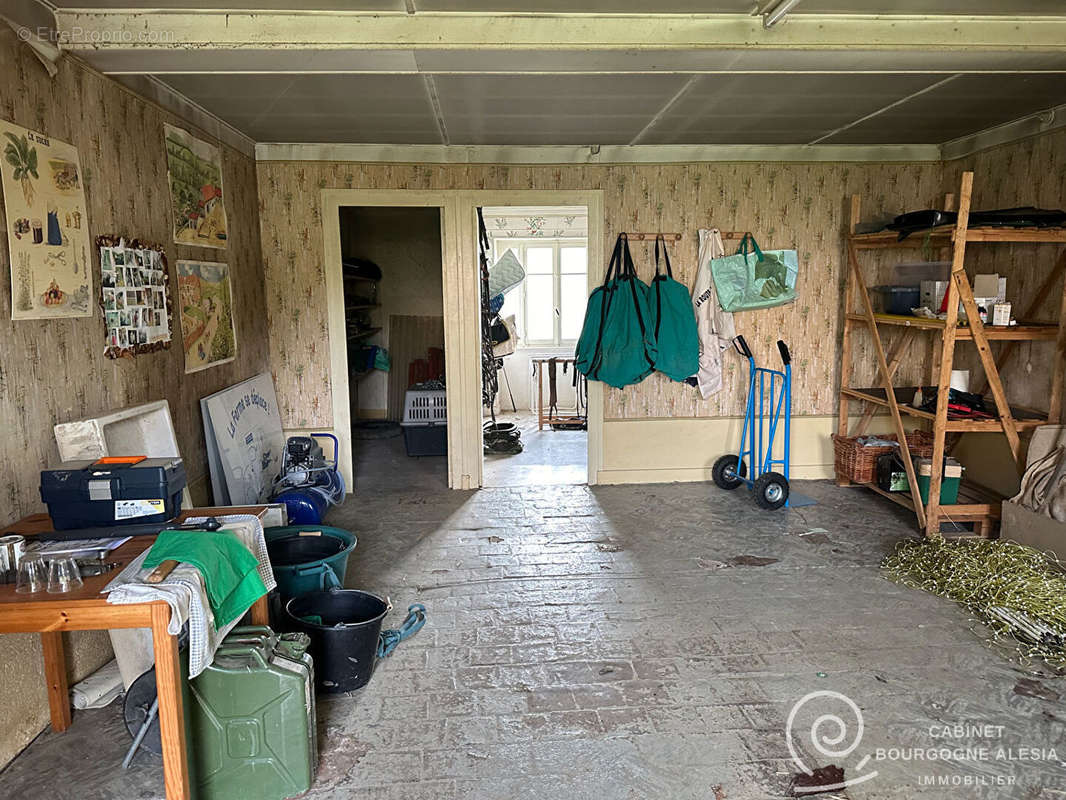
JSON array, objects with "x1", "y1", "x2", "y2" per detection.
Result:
[{"x1": 1, "y1": 120, "x2": 92, "y2": 320}]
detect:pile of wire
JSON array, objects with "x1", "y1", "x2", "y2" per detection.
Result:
[{"x1": 882, "y1": 538, "x2": 1066, "y2": 670}]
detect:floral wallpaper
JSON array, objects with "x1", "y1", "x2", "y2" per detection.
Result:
[
  {"x1": 0, "y1": 30, "x2": 269, "y2": 768},
  {"x1": 258, "y1": 159, "x2": 948, "y2": 426},
  {"x1": 482, "y1": 209, "x2": 587, "y2": 239}
]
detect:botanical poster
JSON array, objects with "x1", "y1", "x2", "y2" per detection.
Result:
[
  {"x1": 1, "y1": 120, "x2": 92, "y2": 319},
  {"x1": 164, "y1": 123, "x2": 228, "y2": 249},
  {"x1": 99, "y1": 236, "x2": 172, "y2": 358},
  {"x1": 177, "y1": 259, "x2": 236, "y2": 373}
]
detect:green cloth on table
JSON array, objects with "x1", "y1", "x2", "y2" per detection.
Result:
[{"x1": 143, "y1": 530, "x2": 267, "y2": 627}]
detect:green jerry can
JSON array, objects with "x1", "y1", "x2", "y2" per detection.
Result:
[{"x1": 188, "y1": 626, "x2": 317, "y2": 800}]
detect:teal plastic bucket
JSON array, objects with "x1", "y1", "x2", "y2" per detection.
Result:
[{"x1": 265, "y1": 524, "x2": 357, "y2": 599}]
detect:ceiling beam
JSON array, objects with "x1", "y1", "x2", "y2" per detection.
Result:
[
  {"x1": 52, "y1": 11, "x2": 1066, "y2": 54},
  {"x1": 254, "y1": 141, "x2": 943, "y2": 164}
]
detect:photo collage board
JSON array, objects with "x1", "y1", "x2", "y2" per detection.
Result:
[{"x1": 98, "y1": 236, "x2": 173, "y2": 358}]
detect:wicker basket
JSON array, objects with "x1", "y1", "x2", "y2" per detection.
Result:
[{"x1": 832, "y1": 431, "x2": 935, "y2": 484}]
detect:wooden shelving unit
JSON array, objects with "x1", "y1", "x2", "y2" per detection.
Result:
[{"x1": 838, "y1": 170, "x2": 1066, "y2": 538}]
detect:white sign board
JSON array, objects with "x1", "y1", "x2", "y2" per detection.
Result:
[{"x1": 201, "y1": 373, "x2": 284, "y2": 505}]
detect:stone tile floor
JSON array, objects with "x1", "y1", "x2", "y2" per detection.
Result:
[
  {"x1": 3, "y1": 480, "x2": 1065, "y2": 799},
  {"x1": 483, "y1": 411, "x2": 587, "y2": 488}
]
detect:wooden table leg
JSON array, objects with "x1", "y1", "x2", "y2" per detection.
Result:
[
  {"x1": 250, "y1": 594, "x2": 270, "y2": 626},
  {"x1": 151, "y1": 603, "x2": 191, "y2": 800},
  {"x1": 41, "y1": 631, "x2": 71, "y2": 732}
]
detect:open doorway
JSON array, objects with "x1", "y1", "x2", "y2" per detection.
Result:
[
  {"x1": 479, "y1": 205, "x2": 589, "y2": 487},
  {"x1": 339, "y1": 206, "x2": 447, "y2": 493}
]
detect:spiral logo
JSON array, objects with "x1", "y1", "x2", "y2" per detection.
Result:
[{"x1": 786, "y1": 690, "x2": 878, "y2": 791}]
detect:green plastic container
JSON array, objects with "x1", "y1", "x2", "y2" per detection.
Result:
[
  {"x1": 916, "y1": 458, "x2": 963, "y2": 505},
  {"x1": 188, "y1": 627, "x2": 317, "y2": 800},
  {"x1": 265, "y1": 524, "x2": 357, "y2": 599}
]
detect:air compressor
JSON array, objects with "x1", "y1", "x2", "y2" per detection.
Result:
[{"x1": 270, "y1": 433, "x2": 346, "y2": 524}]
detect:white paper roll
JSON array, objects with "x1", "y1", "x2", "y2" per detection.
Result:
[{"x1": 950, "y1": 370, "x2": 970, "y2": 392}]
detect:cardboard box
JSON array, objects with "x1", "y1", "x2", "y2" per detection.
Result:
[
  {"x1": 973, "y1": 273, "x2": 1007, "y2": 301},
  {"x1": 992, "y1": 302, "x2": 1012, "y2": 326}
]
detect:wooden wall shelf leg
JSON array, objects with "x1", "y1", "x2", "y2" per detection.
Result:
[
  {"x1": 926, "y1": 173, "x2": 973, "y2": 537},
  {"x1": 849, "y1": 240, "x2": 927, "y2": 530},
  {"x1": 836, "y1": 195, "x2": 860, "y2": 485},
  {"x1": 1051, "y1": 250, "x2": 1066, "y2": 424}
]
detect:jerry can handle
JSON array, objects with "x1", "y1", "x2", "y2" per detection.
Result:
[{"x1": 212, "y1": 646, "x2": 269, "y2": 670}]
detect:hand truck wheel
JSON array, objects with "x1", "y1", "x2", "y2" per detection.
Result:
[{"x1": 753, "y1": 472, "x2": 789, "y2": 510}]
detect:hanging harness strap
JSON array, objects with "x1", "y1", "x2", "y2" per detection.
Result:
[
  {"x1": 377, "y1": 603, "x2": 427, "y2": 658},
  {"x1": 587, "y1": 234, "x2": 625, "y2": 380},
  {"x1": 620, "y1": 236, "x2": 656, "y2": 370},
  {"x1": 652, "y1": 234, "x2": 674, "y2": 339}
]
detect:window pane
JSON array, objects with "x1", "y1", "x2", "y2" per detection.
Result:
[
  {"x1": 525, "y1": 274, "x2": 554, "y2": 341},
  {"x1": 560, "y1": 246, "x2": 587, "y2": 274},
  {"x1": 525, "y1": 247, "x2": 553, "y2": 274},
  {"x1": 560, "y1": 274, "x2": 588, "y2": 341}
]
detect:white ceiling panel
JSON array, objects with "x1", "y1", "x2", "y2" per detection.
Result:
[
  {"x1": 414, "y1": 48, "x2": 1066, "y2": 75},
  {"x1": 158, "y1": 74, "x2": 443, "y2": 143},
  {"x1": 824, "y1": 74, "x2": 1066, "y2": 144},
  {"x1": 795, "y1": 0, "x2": 1066, "y2": 13},
  {"x1": 647, "y1": 73, "x2": 939, "y2": 145},
  {"x1": 155, "y1": 69, "x2": 1066, "y2": 146},
  {"x1": 433, "y1": 74, "x2": 687, "y2": 145}
]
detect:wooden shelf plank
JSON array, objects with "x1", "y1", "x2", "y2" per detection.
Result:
[
  {"x1": 347, "y1": 326, "x2": 382, "y2": 342},
  {"x1": 855, "y1": 483, "x2": 1001, "y2": 519},
  {"x1": 846, "y1": 312, "x2": 1058, "y2": 340},
  {"x1": 851, "y1": 226, "x2": 1066, "y2": 249},
  {"x1": 840, "y1": 386, "x2": 1048, "y2": 430},
  {"x1": 966, "y1": 227, "x2": 1066, "y2": 243}
]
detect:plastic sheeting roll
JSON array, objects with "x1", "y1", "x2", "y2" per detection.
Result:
[{"x1": 72, "y1": 659, "x2": 124, "y2": 709}]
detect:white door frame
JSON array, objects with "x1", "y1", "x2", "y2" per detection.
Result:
[
  {"x1": 320, "y1": 187, "x2": 604, "y2": 490},
  {"x1": 455, "y1": 190, "x2": 604, "y2": 488},
  {"x1": 321, "y1": 189, "x2": 454, "y2": 488}
]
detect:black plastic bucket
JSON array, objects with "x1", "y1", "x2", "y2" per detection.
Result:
[{"x1": 284, "y1": 588, "x2": 388, "y2": 693}]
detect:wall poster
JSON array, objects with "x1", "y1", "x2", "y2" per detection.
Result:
[
  {"x1": 98, "y1": 236, "x2": 172, "y2": 358},
  {"x1": 177, "y1": 259, "x2": 236, "y2": 373},
  {"x1": 1, "y1": 120, "x2": 92, "y2": 319},
  {"x1": 164, "y1": 123, "x2": 228, "y2": 249}
]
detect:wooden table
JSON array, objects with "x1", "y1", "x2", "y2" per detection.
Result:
[{"x1": 0, "y1": 506, "x2": 273, "y2": 800}]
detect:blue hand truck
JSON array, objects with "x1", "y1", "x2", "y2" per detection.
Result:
[{"x1": 712, "y1": 335, "x2": 792, "y2": 510}]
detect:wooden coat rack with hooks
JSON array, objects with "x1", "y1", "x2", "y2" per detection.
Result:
[{"x1": 620, "y1": 232, "x2": 682, "y2": 241}]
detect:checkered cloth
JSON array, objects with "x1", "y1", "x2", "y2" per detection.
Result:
[{"x1": 103, "y1": 515, "x2": 276, "y2": 678}]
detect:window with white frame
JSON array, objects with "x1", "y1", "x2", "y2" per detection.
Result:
[{"x1": 493, "y1": 238, "x2": 588, "y2": 347}]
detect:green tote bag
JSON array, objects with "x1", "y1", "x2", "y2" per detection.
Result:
[
  {"x1": 575, "y1": 234, "x2": 657, "y2": 389},
  {"x1": 647, "y1": 235, "x2": 699, "y2": 382},
  {"x1": 710, "y1": 233, "x2": 798, "y2": 313}
]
